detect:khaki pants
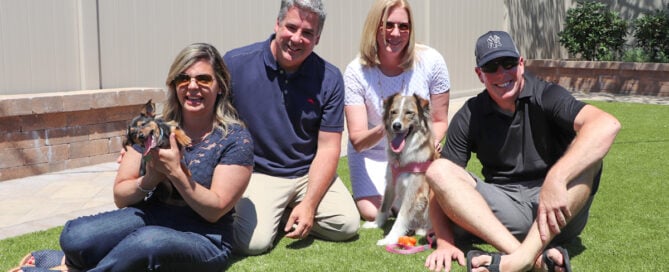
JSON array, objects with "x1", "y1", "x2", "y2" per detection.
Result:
[{"x1": 232, "y1": 173, "x2": 360, "y2": 255}]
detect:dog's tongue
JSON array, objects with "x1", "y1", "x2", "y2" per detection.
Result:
[
  {"x1": 390, "y1": 134, "x2": 406, "y2": 153},
  {"x1": 143, "y1": 136, "x2": 154, "y2": 156}
]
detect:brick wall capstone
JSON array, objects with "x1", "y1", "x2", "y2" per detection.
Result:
[{"x1": 0, "y1": 88, "x2": 167, "y2": 181}]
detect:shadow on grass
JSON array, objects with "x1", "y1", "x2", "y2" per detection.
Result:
[
  {"x1": 224, "y1": 225, "x2": 363, "y2": 269},
  {"x1": 564, "y1": 237, "x2": 587, "y2": 258}
]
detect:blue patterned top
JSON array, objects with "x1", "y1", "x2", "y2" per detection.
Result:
[
  {"x1": 134, "y1": 123, "x2": 254, "y2": 188},
  {"x1": 133, "y1": 123, "x2": 254, "y2": 213},
  {"x1": 183, "y1": 123, "x2": 254, "y2": 188}
]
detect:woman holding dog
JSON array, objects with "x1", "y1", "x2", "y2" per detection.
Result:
[
  {"x1": 344, "y1": 0, "x2": 450, "y2": 223},
  {"x1": 11, "y1": 43, "x2": 254, "y2": 272}
]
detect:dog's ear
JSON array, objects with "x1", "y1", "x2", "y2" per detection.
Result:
[
  {"x1": 141, "y1": 99, "x2": 156, "y2": 117},
  {"x1": 383, "y1": 93, "x2": 398, "y2": 109},
  {"x1": 420, "y1": 95, "x2": 430, "y2": 111},
  {"x1": 382, "y1": 93, "x2": 398, "y2": 121},
  {"x1": 413, "y1": 94, "x2": 430, "y2": 114},
  {"x1": 413, "y1": 94, "x2": 431, "y2": 127}
]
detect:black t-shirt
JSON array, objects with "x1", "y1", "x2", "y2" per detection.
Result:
[{"x1": 442, "y1": 73, "x2": 586, "y2": 184}]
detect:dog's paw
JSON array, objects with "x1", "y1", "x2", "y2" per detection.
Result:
[
  {"x1": 373, "y1": 212, "x2": 389, "y2": 227},
  {"x1": 415, "y1": 228, "x2": 428, "y2": 236},
  {"x1": 376, "y1": 236, "x2": 398, "y2": 246},
  {"x1": 362, "y1": 221, "x2": 379, "y2": 229}
]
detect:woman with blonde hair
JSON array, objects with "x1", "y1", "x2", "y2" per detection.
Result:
[{"x1": 344, "y1": 0, "x2": 451, "y2": 222}]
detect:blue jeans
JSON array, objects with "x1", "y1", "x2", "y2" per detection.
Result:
[{"x1": 60, "y1": 202, "x2": 232, "y2": 271}]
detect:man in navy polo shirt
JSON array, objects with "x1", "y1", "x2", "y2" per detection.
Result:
[
  {"x1": 223, "y1": 0, "x2": 359, "y2": 256},
  {"x1": 423, "y1": 31, "x2": 621, "y2": 272}
]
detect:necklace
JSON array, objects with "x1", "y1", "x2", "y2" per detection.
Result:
[{"x1": 376, "y1": 68, "x2": 407, "y2": 99}]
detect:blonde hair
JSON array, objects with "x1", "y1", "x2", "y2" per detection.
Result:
[
  {"x1": 163, "y1": 43, "x2": 243, "y2": 135},
  {"x1": 358, "y1": 0, "x2": 416, "y2": 69}
]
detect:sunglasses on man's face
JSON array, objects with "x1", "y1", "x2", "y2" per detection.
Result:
[
  {"x1": 382, "y1": 21, "x2": 411, "y2": 32},
  {"x1": 480, "y1": 57, "x2": 519, "y2": 73},
  {"x1": 173, "y1": 74, "x2": 214, "y2": 88}
]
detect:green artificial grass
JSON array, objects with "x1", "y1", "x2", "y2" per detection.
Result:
[
  {"x1": 1, "y1": 101, "x2": 667, "y2": 271},
  {"x1": 0, "y1": 227, "x2": 63, "y2": 270}
]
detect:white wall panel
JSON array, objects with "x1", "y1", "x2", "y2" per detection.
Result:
[
  {"x1": 97, "y1": 0, "x2": 279, "y2": 90},
  {"x1": 427, "y1": 1, "x2": 508, "y2": 97},
  {"x1": 0, "y1": 0, "x2": 79, "y2": 94},
  {"x1": 1, "y1": 0, "x2": 667, "y2": 96}
]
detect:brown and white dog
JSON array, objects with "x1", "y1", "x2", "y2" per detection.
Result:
[
  {"x1": 363, "y1": 93, "x2": 436, "y2": 246},
  {"x1": 124, "y1": 100, "x2": 192, "y2": 174},
  {"x1": 124, "y1": 100, "x2": 192, "y2": 203}
]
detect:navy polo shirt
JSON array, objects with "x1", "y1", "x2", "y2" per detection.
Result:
[
  {"x1": 223, "y1": 34, "x2": 345, "y2": 178},
  {"x1": 442, "y1": 73, "x2": 586, "y2": 184}
]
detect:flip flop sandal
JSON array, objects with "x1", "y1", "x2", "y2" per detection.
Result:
[
  {"x1": 467, "y1": 249, "x2": 502, "y2": 272},
  {"x1": 16, "y1": 267, "x2": 67, "y2": 272},
  {"x1": 543, "y1": 246, "x2": 573, "y2": 272},
  {"x1": 10, "y1": 250, "x2": 65, "y2": 272}
]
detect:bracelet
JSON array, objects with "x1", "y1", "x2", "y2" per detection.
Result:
[
  {"x1": 137, "y1": 179, "x2": 156, "y2": 201},
  {"x1": 136, "y1": 179, "x2": 156, "y2": 194}
]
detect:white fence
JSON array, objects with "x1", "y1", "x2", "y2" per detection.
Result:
[{"x1": 0, "y1": 0, "x2": 665, "y2": 96}]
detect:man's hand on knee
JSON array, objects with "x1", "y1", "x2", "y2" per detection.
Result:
[{"x1": 538, "y1": 180, "x2": 571, "y2": 241}]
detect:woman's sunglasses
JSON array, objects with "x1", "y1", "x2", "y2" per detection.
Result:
[
  {"x1": 480, "y1": 57, "x2": 519, "y2": 73},
  {"x1": 382, "y1": 21, "x2": 410, "y2": 32},
  {"x1": 173, "y1": 74, "x2": 214, "y2": 88}
]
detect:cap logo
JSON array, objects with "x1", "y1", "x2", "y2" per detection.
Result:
[{"x1": 487, "y1": 35, "x2": 503, "y2": 49}]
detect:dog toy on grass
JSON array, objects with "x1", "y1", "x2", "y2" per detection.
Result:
[
  {"x1": 385, "y1": 235, "x2": 431, "y2": 254},
  {"x1": 398, "y1": 236, "x2": 417, "y2": 247}
]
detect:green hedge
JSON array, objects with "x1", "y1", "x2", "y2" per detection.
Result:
[{"x1": 559, "y1": 1, "x2": 669, "y2": 63}]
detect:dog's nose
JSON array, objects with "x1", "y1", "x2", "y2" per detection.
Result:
[{"x1": 392, "y1": 122, "x2": 402, "y2": 131}]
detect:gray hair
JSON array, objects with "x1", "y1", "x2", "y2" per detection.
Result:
[{"x1": 277, "y1": 0, "x2": 327, "y2": 34}]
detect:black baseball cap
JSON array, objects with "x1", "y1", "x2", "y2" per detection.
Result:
[{"x1": 475, "y1": 31, "x2": 520, "y2": 67}]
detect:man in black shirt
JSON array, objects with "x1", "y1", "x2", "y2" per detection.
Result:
[{"x1": 423, "y1": 31, "x2": 621, "y2": 272}]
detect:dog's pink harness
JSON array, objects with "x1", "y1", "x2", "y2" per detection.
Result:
[{"x1": 390, "y1": 161, "x2": 432, "y2": 185}]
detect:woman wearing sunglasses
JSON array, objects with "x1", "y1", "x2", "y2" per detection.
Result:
[
  {"x1": 343, "y1": 0, "x2": 451, "y2": 224},
  {"x1": 22, "y1": 43, "x2": 254, "y2": 271}
]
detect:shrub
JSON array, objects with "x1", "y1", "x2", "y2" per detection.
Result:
[
  {"x1": 632, "y1": 5, "x2": 669, "y2": 63},
  {"x1": 621, "y1": 48, "x2": 651, "y2": 62},
  {"x1": 558, "y1": 0, "x2": 628, "y2": 61}
]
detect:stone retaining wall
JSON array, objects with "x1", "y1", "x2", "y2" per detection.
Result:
[
  {"x1": 525, "y1": 59, "x2": 669, "y2": 97},
  {"x1": 0, "y1": 88, "x2": 166, "y2": 181}
]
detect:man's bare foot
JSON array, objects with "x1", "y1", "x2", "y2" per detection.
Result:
[
  {"x1": 533, "y1": 246, "x2": 572, "y2": 272},
  {"x1": 468, "y1": 250, "x2": 533, "y2": 272}
]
